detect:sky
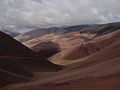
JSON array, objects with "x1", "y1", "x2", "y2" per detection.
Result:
[{"x1": 0, "y1": 0, "x2": 120, "y2": 31}]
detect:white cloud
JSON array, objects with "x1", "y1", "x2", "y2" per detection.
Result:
[{"x1": 0, "y1": 0, "x2": 120, "y2": 29}]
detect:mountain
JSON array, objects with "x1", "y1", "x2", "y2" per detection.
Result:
[
  {"x1": 22, "y1": 32, "x2": 96, "y2": 60},
  {"x1": 0, "y1": 31, "x2": 62, "y2": 86},
  {"x1": 80, "y1": 22, "x2": 120, "y2": 36},
  {"x1": 15, "y1": 22, "x2": 120, "y2": 43},
  {"x1": 0, "y1": 29, "x2": 20, "y2": 37},
  {"x1": 31, "y1": 41, "x2": 60, "y2": 58},
  {"x1": 52, "y1": 29, "x2": 120, "y2": 62},
  {"x1": 1, "y1": 22, "x2": 120, "y2": 90},
  {"x1": 7, "y1": 30, "x2": 120, "y2": 90},
  {"x1": 15, "y1": 27, "x2": 59, "y2": 42},
  {"x1": 0, "y1": 31, "x2": 38, "y2": 57},
  {"x1": 0, "y1": 60, "x2": 33, "y2": 86},
  {"x1": 0, "y1": 31, "x2": 61, "y2": 69},
  {"x1": 15, "y1": 25, "x2": 90, "y2": 43}
]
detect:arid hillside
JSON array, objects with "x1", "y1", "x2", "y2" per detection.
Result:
[
  {"x1": 0, "y1": 23, "x2": 120, "y2": 90},
  {"x1": 0, "y1": 31, "x2": 62, "y2": 86}
]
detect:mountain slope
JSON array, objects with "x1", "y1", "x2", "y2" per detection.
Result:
[
  {"x1": 0, "y1": 31, "x2": 38, "y2": 57},
  {"x1": 1, "y1": 22, "x2": 120, "y2": 90},
  {"x1": 31, "y1": 41, "x2": 60, "y2": 58},
  {"x1": 50, "y1": 30, "x2": 120, "y2": 64},
  {"x1": 7, "y1": 40, "x2": 120, "y2": 90},
  {"x1": 15, "y1": 25, "x2": 90, "y2": 43},
  {"x1": 15, "y1": 22, "x2": 120, "y2": 43},
  {"x1": 0, "y1": 60, "x2": 33, "y2": 86},
  {"x1": 0, "y1": 31, "x2": 62, "y2": 86},
  {"x1": 0, "y1": 30, "x2": 20, "y2": 37}
]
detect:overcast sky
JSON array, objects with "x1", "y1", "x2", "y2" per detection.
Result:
[{"x1": 0, "y1": 0, "x2": 120, "y2": 30}]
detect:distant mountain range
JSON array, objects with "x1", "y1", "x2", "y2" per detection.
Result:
[
  {"x1": 0, "y1": 29, "x2": 20, "y2": 37},
  {"x1": 15, "y1": 22, "x2": 120, "y2": 43}
]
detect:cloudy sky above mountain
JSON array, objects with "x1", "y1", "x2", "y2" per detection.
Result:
[{"x1": 0, "y1": 0, "x2": 120, "y2": 30}]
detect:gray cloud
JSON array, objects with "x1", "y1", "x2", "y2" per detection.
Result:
[{"x1": 0, "y1": 0, "x2": 120, "y2": 29}]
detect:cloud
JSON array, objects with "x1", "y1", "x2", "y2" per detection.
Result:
[{"x1": 0, "y1": 0, "x2": 120, "y2": 29}]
